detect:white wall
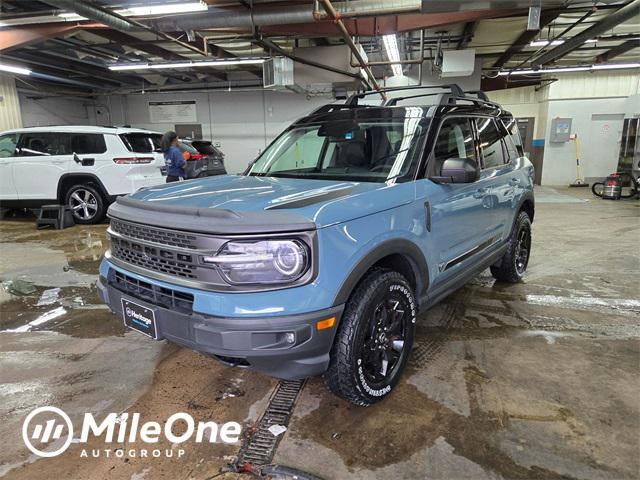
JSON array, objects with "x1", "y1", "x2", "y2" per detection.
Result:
[
  {"x1": 104, "y1": 90, "x2": 330, "y2": 173},
  {"x1": 0, "y1": 74, "x2": 22, "y2": 131},
  {"x1": 489, "y1": 71, "x2": 640, "y2": 185},
  {"x1": 19, "y1": 93, "x2": 97, "y2": 127},
  {"x1": 16, "y1": 89, "x2": 330, "y2": 173}
]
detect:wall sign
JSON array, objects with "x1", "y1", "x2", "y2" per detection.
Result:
[{"x1": 149, "y1": 101, "x2": 197, "y2": 123}]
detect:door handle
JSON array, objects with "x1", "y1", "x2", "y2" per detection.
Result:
[{"x1": 474, "y1": 187, "x2": 490, "y2": 198}]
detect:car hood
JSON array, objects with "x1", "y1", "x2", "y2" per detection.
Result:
[{"x1": 124, "y1": 174, "x2": 414, "y2": 229}]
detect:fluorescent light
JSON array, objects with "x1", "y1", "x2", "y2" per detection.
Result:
[
  {"x1": 498, "y1": 63, "x2": 640, "y2": 76},
  {"x1": 0, "y1": 63, "x2": 32, "y2": 75},
  {"x1": 593, "y1": 63, "x2": 640, "y2": 70},
  {"x1": 115, "y1": 2, "x2": 207, "y2": 16},
  {"x1": 109, "y1": 64, "x2": 150, "y2": 71},
  {"x1": 382, "y1": 34, "x2": 403, "y2": 77},
  {"x1": 56, "y1": 2, "x2": 206, "y2": 21},
  {"x1": 109, "y1": 58, "x2": 266, "y2": 71},
  {"x1": 530, "y1": 39, "x2": 565, "y2": 47},
  {"x1": 57, "y1": 12, "x2": 87, "y2": 21}
]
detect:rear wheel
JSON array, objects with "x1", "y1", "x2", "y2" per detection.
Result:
[
  {"x1": 324, "y1": 269, "x2": 417, "y2": 406},
  {"x1": 490, "y1": 211, "x2": 532, "y2": 283},
  {"x1": 591, "y1": 182, "x2": 604, "y2": 197},
  {"x1": 65, "y1": 184, "x2": 106, "y2": 224}
]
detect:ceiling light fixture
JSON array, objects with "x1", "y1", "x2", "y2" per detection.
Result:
[
  {"x1": 497, "y1": 63, "x2": 640, "y2": 76},
  {"x1": 116, "y1": 1, "x2": 208, "y2": 16},
  {"x1": 530, "y1": 39, "x2": 565, "y2": 47},
  {"x1": 109, "y1": 58, "x2": 267, "y2": 71},
  {"x1": 382, "y1": 34, "x2": 404, "y2": 77},
  {"x1": 0, "y1": 63, "x2": 32, "y2": 76},
  {"x1": 57, "y1": 1, "x2": 207, "y2": 21}
]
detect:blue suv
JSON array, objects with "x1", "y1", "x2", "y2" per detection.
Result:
[{"x1": 97, "y1": 85, "x2": 534, "y2": 406}]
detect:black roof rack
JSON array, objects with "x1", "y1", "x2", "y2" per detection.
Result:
[{"x1": 346, "y1": 84, "x2": 465, "y2": 106}]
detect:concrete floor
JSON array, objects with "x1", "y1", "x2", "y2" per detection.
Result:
[{"x1": 0, "y1": 187, "x2": 638, "y2": 480}]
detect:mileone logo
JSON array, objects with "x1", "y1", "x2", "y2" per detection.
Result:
[{"x1": 23, "y1": 406, "x2": 242, "y2": 458}]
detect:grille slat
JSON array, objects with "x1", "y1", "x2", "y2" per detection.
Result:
[
  {"x1": 108, "y1": 270, "x2": 194, "y2": 314},
  {"x1": 110, "y1": 218, "x2": 197, "y2": 249}
]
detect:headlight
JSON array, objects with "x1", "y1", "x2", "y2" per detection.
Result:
[{"x1": 201, "y1": 239, "x2": 310, "y2": 285}]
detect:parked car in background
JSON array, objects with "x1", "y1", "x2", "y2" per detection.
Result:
[
  {"x1": 98, "y1": 86, "x2": 535, "y2": 406},
  {"x1": 0, "y1": 126, "x2": 165, "y2": 224},
  {"x1": 160, "y1": 139, "x2": 226, "y2": 179}
]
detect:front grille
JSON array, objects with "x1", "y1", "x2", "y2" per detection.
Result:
[
  {"x1": 110, "y1": 218, "x2": 198, "y2": 249},
  {"x1": 110, "y1": 237, "x2": 198, "y2": 279},
  {"x1": 108, "y1": 269, "x2": 194, "y2": 313}
]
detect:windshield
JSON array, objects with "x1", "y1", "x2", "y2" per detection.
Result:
[{"x1": 248, "y1": 111, "x2": 428, "y2": 183}]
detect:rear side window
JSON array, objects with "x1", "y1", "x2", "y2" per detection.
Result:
[
  {"x1": 120, "y1": 133, "x2": 162, "y2": 153},
  {"x1": 502, "y1": 117, "x2": 524, "y2": 157},
  {"x1": 434, "y1": 117, "x2": 477, "y2": 164},
  {"x1": 476, "y1": 118, "x2": 506, "y2": 168},
  {"x1": 0, "y1": 133, "x2": 19, "y2": 158},
  {"x1": 18, "y1": 132, "x2": 70, "y2": 156},
  {"x1": 69, "y1": 133, "x2": 106, "y2": 154}
]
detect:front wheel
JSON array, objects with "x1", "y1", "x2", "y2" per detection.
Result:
[
  {"x1": 490, "y1": 211, "x2": 532, "y2": 283},
  {"x1": 324, "y1": 269, "x2": 417, "y2": 406}
]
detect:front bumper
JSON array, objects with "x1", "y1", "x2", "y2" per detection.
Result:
[{"x1": 97, "y1": 275, "x2": 343, "y2": 380}]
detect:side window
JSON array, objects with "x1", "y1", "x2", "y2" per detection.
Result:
[
  {"x1": 476, "y1": 118, "x2": 506, "y2": 168},
  {"x1": 433, "y1": 117, "x2": 476, "y2": 166},
  {"x1": 505, "y1": 118, "x2": 524, "y2": 157},
  {"x1": 0, "y1": 133, "x2": 19, "y2": 158},
  {"x1": 18, "y1": 133, "x2": 70, "y2": 156},
  {"x1": 70, "y1": 133, "x2": 107, "y2": 154}
]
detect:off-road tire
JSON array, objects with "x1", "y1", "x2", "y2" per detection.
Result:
[
  {"x1": 324, "y1": 268, "x2": 417, "y2": 406},
  {"x1": 64, "y1": 184, "x2": 107, "y2": 224},
  {"x1": 490, "y1": 211, "x2": 532, "y2": 283}
]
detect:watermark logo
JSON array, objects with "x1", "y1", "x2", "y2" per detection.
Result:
[
  {"x1": 22, "y1": 407, "x2": 242, "y2": 459},
  {"x1": 22, "y1": 406, "x2": 74, "y2": 458}
]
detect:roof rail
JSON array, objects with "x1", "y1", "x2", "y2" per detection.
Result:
[
  {"x1": 463, "y1": 90, "x2": 490, "y2": 102},
  {"x1": 346, "y1": 84, "x2": 464, "y2": 106}
]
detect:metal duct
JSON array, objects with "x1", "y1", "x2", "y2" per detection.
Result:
[
  {"x1": 420, "y1": 0, "x2": 622, "y2": 12},
  {"x1": 42, "y1": 0, "x2": 136, "y2": 31},
  {"x1": 151, "y1": 0, "x2": 421, "y2": 31},
  {"x1": 534, "y1": 0, "x2": 640, "y2": 66}
]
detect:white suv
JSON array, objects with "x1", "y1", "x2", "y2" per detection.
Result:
[{"x1": 0, "y1": 126, "x2": 165, "y2": 224}]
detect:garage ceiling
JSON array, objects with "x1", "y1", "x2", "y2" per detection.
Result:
[{"x1": 1, "y1": 0, "x2": 638, "y2": 95}]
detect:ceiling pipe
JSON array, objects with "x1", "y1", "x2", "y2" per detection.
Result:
[
  {"x1": 41, "y1": 0, "x2": 208, "y2": 57},
  {"x1": 534, "y1": 0, "x2": 640, "y2": 66},
  {"x1": 595, "y1": 39, "x2": 640, "y2": 63},
  {"x1": 151, "y1": 0, "x2": 421, "y2": 31},
  {"x1": 320, "y1": 0, "x2": 385, "y2": 99}
]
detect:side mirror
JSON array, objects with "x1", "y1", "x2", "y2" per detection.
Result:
[{"x1": 431, "y1": 157, "x2": 480, "y2": 184}]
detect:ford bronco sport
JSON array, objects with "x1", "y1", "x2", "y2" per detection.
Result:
[{"x1": 97, "y1": 85, "x2": 534, "y2": 406}]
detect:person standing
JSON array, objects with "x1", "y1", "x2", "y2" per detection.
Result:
[{"x1": 161, "y1": 131, "x2": 186, "y2": 183}]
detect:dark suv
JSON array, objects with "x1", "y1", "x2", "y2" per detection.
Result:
[{"x1": 98, "y1": 85, "x2": 534, "y2": 406}]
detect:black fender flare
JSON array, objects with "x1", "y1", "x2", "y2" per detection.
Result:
[
  {"x1": 517, "y1": 190, "x2": 535, "y2": 222},
  {"x1": 332, "y1": 238, "x2": 429, "y2": 307}
]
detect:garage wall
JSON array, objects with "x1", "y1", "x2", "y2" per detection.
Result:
[
  {"x1": 0, "y1": 74, "x2": 23, "y2": 131},
  {"x1": 490, "y1": 71, "x2": 640, "y2": 185},
  {"x1": 18, "y1": 93, "x2": 97, "y2": 127},
  {"x1": 105, "y1": 90, "x2": 330, "y2": 173}
]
